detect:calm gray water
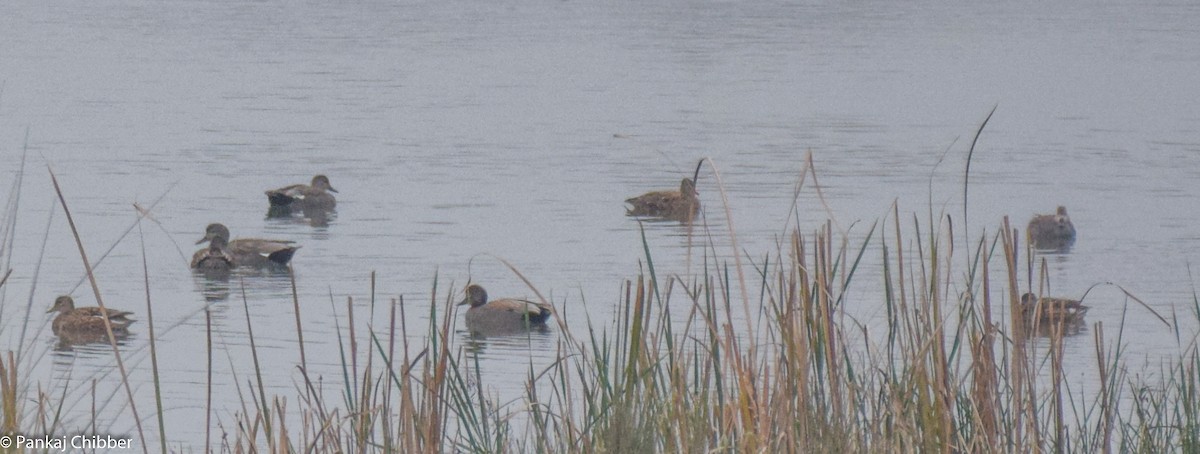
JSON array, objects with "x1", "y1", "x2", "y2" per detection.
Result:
[{"x1": 2, "y1": 0, "x2": 1200, "y2": 448}]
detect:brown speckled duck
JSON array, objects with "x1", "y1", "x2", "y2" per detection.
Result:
[
  {"x1": 625, "y1": 178, "x2": 700, "y2": 221},
  {"x1": 194, "y1": 223, "x2": 299, "y2": 268},
  {"x1": 1020, "y1": 293, "x2": 1089, "y2": 325},
  {"x1": 266, "y1": 175, "x2": 337, "y2": 210},
  {"x1": 47, "y1": 295, "x2": 135, "y2": 338},
  {"x1": 1027, "y1": 206, "x2": 1076, "y2": 250},
  {"x1": 459, "y1": 284, "x2": 553, "y2": 335}
]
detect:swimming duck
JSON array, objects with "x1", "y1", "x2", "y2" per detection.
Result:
[
  {"x1": 1020, "y1": 293, "x2": 1089, "y2": 325},
  {"x1": 458, "y1": 284, "x2": 553, "y2": 335},
  {"x1": 1027, "y1": 206, "x2": 1076, "y2": 250},
  {"x1": 625, "y1": 178, "x2": 700, "y2": 221},
  {"x1": 47, "y1": 295, "x2": 135, "y2": 337},
  {"x1": 195, "y1": 223, "x2": 299, "y2": 268},
  {"x1": 265, "y1": 175, "x2": 337, "y2": 210},
  {"x1": 190, "y1": 234, "x2": 235, "y2": 272}
]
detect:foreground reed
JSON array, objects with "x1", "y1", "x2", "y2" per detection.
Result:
[{"x1": 162, "y1": 209, "x2": 1191, "y2": 452}]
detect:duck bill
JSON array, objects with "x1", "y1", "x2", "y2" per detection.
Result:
[
  {"x1": 196, "y1": 234, "x2": 211, "y2": 245},
  {"x1": 457, "y1": 296, "x2": 470, "y2": 306},
  {"x1": 45, "y1": 306, "x2": 56, "y2": 314},
  {"x1": 692, "y1": 158, "x2": 704, "y2": 186},
  {"x1": 328, "y1": 186, "x2": 339, "y2": 193}
]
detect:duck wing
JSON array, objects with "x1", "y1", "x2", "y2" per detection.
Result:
[
  {"x1": 266, "y1": 184, "x2": 309, "y2": 206},
  {"x1": 63, "y1": 308, "x2": 135, "y2": 329},
  {"x1": 1030, "y1": 297, "x2": 1089, "y2": 321},
  {"x1": 229, "y1": 238, "x2": 300, "y2": 265},
  {"x1": 73, "y1": 307, "x2": 132, "y2": 319},
  {"x1": 487, "y1": 298, "x2": 553, "y2": 324},
  {"x1": 1047, "y1": 297, "x2": 1088, "y2": 314}
]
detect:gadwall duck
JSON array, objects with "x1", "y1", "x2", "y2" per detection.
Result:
[
  {"x1": 47, "y1": 295, "x2": 135, "y2": 338},
  {"x1": 1020, "y1": 293, "x2": 1089, "y2": 325},
  {"x1": 458, "y1": 284, "x2": 553, "y2": 335},
  {"x1": 1027, "y1": 206, "x2": 1076, "y2": 250},
  {"x1": 625, "y1": 178, "x2": 700, "y2": 221},
  {"x1": 190, "y1": 234, "x2": 235, "y2": 272},
  {"x1": 266, "y1": 175, "x2": 337, "y2": 210},
  {"x1": 195, "y1": 223, "x2": 299, "y2": 268}
]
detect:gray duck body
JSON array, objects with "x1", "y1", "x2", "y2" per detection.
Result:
[
  {"x1": 1027, "y1": 206, "x2": 1076, "y2": 250},
  {"x1": 266, "y1": 175, "x2": 337, "y2": 210},
  {"x1": 1020, "y1": 292, "x2": 1089, "y2": 324},
  {"x1": 625, "y1": 178, "x2": 700, "y2": 222},
  {"x1": 194, "y1": 223, "x2": 299, "y2": 268},
  {"x1": 459, "y1": 284, "x2": 553, "y2": 336}
]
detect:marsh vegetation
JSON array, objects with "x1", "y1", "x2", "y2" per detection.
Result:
[{"x1": 1, "y1": 155, "x2": 1196, "y2": 453}]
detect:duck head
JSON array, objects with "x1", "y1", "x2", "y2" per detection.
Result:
[
  {"x1": 47, "y1": 295, "x2": 76, "y2": 314},
  {"x1": 1053, "y1": 206, "x2": 1073, "y2": 233},
  {"x1": 680, "y1": 178, "x2": 698, "y2": 197},
  {"x1": 459, "y1": 284, "x2": 489, "y2": 308},
  {"x1": 312, "y1": 175, "x2": 338, "y2": 193},
  {"x1": 197, "y1": 223, "x2": 231, "y2": 245}
]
